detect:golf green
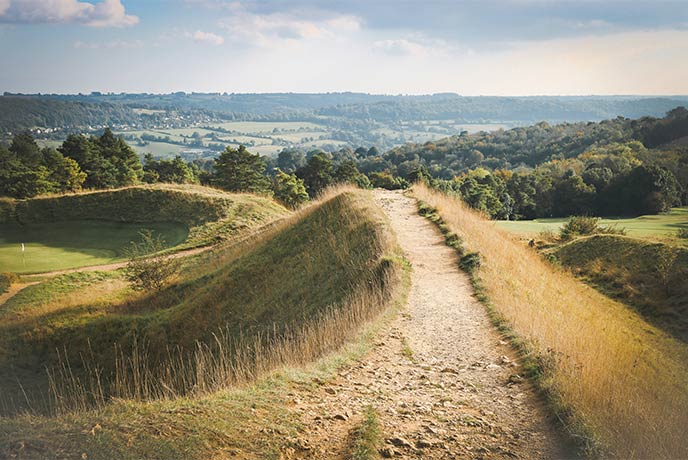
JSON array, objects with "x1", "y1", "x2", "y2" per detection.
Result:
[
  {"x1": 0, "y1": 220, "x2": 188, "y2": 274},
  {"x1": 495, "y1": 207, "x2": 688, "y2": 238}
]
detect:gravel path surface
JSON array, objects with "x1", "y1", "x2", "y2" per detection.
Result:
[{"x1": 288, "y1": 190, "x2": 574, "y2": 459}]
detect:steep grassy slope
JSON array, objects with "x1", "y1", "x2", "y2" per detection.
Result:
[
  {"x1": 414, "y1": 183, "x2": 688, "y2": 460},
  {"x1": 0, "y1": 185, "x2": 288, "y2": 273},
  {"x1": 0, "y1": 190, "x2": 404, "y2": 417},
  {"x1": 553, "y1": 235, "x2": 688, "y2": 342}
]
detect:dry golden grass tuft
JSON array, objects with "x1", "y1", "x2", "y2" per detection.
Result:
[{"x1": 413, "y1": 183, "x2": 688, "y2": 459}]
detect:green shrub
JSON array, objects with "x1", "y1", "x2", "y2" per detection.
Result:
[
  {"x1": 560, "y1": 216, "x2": 600, "y2": 241},
  {"x1": 677, "y1": 228, "x2": 688, "y2": 239},
  {"x1": 459, "y1": 252, "x2": 481, "y2": 274},
  {"x1": 560, "y1": 216, "x2": 626, "y2": 241},
  {"x1": 368, "y1": 172, "x2": 409, "y2": 190},
  {"x1": 0, "y1": 272, "x2": 19, "y2": 294},
  {"x1": 124, "y1": 230, "x2": 179, "y2": 292}
]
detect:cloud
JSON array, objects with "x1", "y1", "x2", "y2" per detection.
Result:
[
  {"x1": 372, "y1": 36, "x2": 457, "y2": 57},
  {"x1": 0, "y1": 0, "x2": 138, "y2": 27},
  {"x1": 73, "y1": 39, "x2": 143, "y2": 49},
  {"x1": 192, "y1": 30, "x2": 224, "y2": 45},
  {"x1": 217, "y1": 3, "x2": 361, "y2": 46},
  {"x1": 373, "y1": 38, "x2": 428, "y2": 56}
]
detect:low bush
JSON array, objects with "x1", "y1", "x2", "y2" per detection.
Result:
[
  {"x1": 124, "y1": 230, "x2": 179, "y2": 292},
  {"x1": 0, "y1": 272, "x2": 19, "y2": 293},
  {"x1": 459, "y1": 252, "x2": 481, "y2": 274},
  {"x1": 560, "y1": 216, "x2": 626, "y2": 241}
]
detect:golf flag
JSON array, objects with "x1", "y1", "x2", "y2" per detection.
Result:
[{"x1": 21, "y1": 243, "x2": 24, "y2": 253}]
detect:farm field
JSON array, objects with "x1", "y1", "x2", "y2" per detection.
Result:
[
  {"x1": 0, "y1": 220, "x2": 187, "y2": 273},
  {"x1": 114, "y1": 120, "x2": 335, "y2": 159},
  {"x1": 129, "y1": 140, "x2": 189, "y2": 158},
  {"x1": 210, "y1": 121, "x2": 325, "y2": 133},
  {"x1": 496, "y1": 207, "x2": 688, "y2": 238}
]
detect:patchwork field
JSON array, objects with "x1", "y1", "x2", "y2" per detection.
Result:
[
  {"x1": 496, "y1": 207, "x2": 688, "y2": 238},
  {"x1": 113, "y1": 120, "x2": 336, "y2": 159}
]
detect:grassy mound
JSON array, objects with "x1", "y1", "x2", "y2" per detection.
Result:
[
  {"x1": 0, "y1": 185, "x2": 288, "y2": 273},
  {"x1": 0, "y1": 190, "x2": 403, "y2": 417},
  {"x1": 553, "y1": 234, "x2": 688, "y2": 341},
  {"x1": 414, "y1": 183, "x2": 688, "y2": 459}
]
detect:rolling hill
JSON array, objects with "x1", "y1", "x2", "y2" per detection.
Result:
[{"x1": 0, "y1": 188, "x2": 404, "y2": 426}]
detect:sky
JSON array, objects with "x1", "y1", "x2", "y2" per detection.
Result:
[{"x1": 0, "y1": 0, "x2": 687, "y2": 95}]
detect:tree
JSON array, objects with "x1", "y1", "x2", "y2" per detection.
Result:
[
  {"x1": 611, "y1": 165, "x2": 682, "y2": 215},
  {"x1": 213, "y1": 145, "x2": 271, "y2": 194},
  {"x1": 406, "y1": 164, "x2": 430, "y2": 183},
  {"x1": 272, "y1": 169, "x2": 309, "y2": 209},
  {"x1": 552, "y1": 171, "x2": 595, "y2": 216},
  {"x1": 368, "y1": 172, "x2": 409, "y2": 190},
  {"x1": 277, "y1": 149, "x2": 306, "y2": 172},
  {"x1": 59, "y1": 130, "x2": 142, "y2": 189},
  {"x1": 96, "y1": 128, "x2": 143, "y2": 186},
  {"x1": 296, "y1": 152, "x2": 335, "y2": 197},
  {"x1": 43, "y1": 149, "x2": 86, "y2": 192},
  {"x1": 9, "y1": 132, "x2": 43, "y2": 167},
  {"x1": 143, "y1": 154, "x2": 197, "y2": 184},
  {"x1": 366, "y1": 146, "x2": 380, "y2": 157},
  {"x1": 0, "y1": 134, "x2": 86, "y2": 198}
]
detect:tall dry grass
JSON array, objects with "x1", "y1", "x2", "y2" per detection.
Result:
[
  {"x1": 47, "y1": 270, "x2": 400, "y2": 414},
  {"x1": 42, "y1": 188, "x2": 404, "y2": 415},
  {"x1": 413, "y1": 183, "x2": 688, "y2": 459}
]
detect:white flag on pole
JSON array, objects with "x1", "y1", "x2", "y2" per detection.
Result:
[{"x1": 21, "y1": 243, "x2": 25, "y2": 253}]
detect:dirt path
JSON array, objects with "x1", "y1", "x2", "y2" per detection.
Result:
[
  {"x1": 289, "y1": 190, "x2": 573, "y2": 459},
  {"x1": 0, "y1": 246, "x2": 210, "y2": 308}
]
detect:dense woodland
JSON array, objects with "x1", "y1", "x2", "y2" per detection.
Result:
[
  {"x1": 5, "y1": 92, "x2": 688, "y2": 123},
  {"x1": 1, "y1": 108, "x2": 687, "y2": 219}
]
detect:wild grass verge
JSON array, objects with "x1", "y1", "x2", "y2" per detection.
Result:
[
  {"x1": 351, "y1": 405, "x2": 382, "y2": 460},
  {"x1": 0, "y1": 187, "x2": 406, "y2": 418},
  {"x1": 413, "y1": 183, "x2": 688, "y2": 459},
  {"x1": 0, "y1": 187, "x2": 411, "y2": 460}
]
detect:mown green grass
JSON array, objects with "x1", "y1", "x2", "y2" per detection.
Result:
[
  {"x1": 496, "y1": 207, "x2": 688, "y2": 238},
  {"x1": 0, "y1": 184, "x2": 288, "y2": 273},
  {"x1": 0, "y1": 221, "x2": 186, "y2": 274}
]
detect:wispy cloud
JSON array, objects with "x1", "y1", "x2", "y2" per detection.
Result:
[
  {"x1": 73, "y1": 38, "x2": 143, "y2": 49},
  {"x1": 0, "y1": 0, "x2": 138, "y2": 27},
  {"x1": 216, "y1": 3, "x2": 361, "y2": 46},
  {"x1": 191, "y1": 30, "x2": 224, "y2": 45}
]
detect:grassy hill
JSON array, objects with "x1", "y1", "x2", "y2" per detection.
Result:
[
  {"x1": 553, "y1": 234, "x2": 688, "y2": 342},
  {"x1": 0, "y1": 189, "x2": 404, "y2": 428},
  {"x1": 414, "y1": 183, "x2": 688, "y2": 459},
  {"x1": 0, "y1": 184, "x2": 288, "y2": 273}
]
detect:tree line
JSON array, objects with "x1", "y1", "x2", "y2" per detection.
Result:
[{"x1": 2, "y1": 108, "x2": 687, "y2": 218}]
